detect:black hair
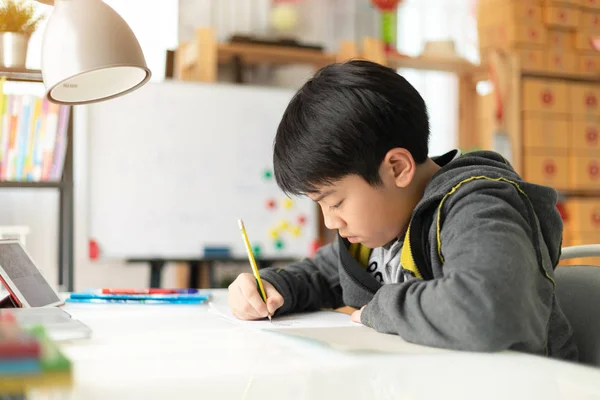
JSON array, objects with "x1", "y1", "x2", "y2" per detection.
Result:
[{"x1": 273, "y1": 59, "x2": 430, "y2": 196}]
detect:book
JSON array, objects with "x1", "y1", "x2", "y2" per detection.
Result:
[{"x1": 0, "y1": 87, "x2": 70, "y2": 182}]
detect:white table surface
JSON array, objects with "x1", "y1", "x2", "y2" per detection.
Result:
[{"x1": 35, "y1": 290, "x2": 600, "y2": 400}]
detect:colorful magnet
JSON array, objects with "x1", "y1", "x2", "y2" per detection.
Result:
[
  {"x1": 291, "y1": 226, "x2": 302, "y2": 237},
  {"x1": 263, "y1": 169, "x2": 273, "y2": 180},
  {"x1": 269, "y1": 228, "x2": 280, "y2": 239},
  {"x1": 266, "y1": 199, "x2": 277, "y2": 210},
  {"x1": 282, "y1": 198, "x2": 294, "y2": 209}
]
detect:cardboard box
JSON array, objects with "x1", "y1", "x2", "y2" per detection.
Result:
[
  {"x1": 575, "y1": 31, "x2": 597, "y2": 52},
  {"x1": 569, "y1": 151, "x2": 600, "y2": 189},
  {"x1": 576, "y1": 36, "x2": 596, "y2": 54},
  {"x1": 569, "y1": 83, "x2": 600, "y2": 116},
  {"x1": 581, "y1": 0, "x2": 600, "y2": 10},
  {"x1": 515, "y1": 48, "x2": 547, "y2": 73},
  {"x1": 547, "y1": 50, "x2": 578, "y2": 74},
  {"x1": 493, "y1": 24, "x2": 547, "y2": 49},
  {"x1": 478, "y1": 2, "x2": 543, "y2": 27},
  {"x1": 544, "y1": 5, "x2": 580, "y2": 28},
  {"x1": 578, "y1": 53, "x2": 600, "y2": 76},
  {"x1": 523, "y1": 113, "x2": 570, "y2": 151},
  {"x1": 571, "y1": 119, "x2": 600, "y2": 150},
  {"x1": 523, "y1": 79, "x2": 569, "y2": 114},
  {"x1": 524, "y1": 152, "x2": 570, "y2": 189},
  {"x1": 548, "y1": 29, "x2": 574, "y2": 48},
  {"x1": 580, "y1": 11, "x2": 600, "y2": 32},
  {"x1": 565, "y1": 199, "x2": 600, "y2": 232}
]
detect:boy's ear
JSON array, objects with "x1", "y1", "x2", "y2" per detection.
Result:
[{"x1": 382, "y1": 148, "x2": 416, "y2": 188}]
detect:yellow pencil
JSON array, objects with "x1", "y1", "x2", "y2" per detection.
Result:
[{"x1": 238, "y1": 219, "x2": 271, "y2": 321}]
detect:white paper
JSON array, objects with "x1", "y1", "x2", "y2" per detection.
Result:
[
  {"x1": 272, "y1": 327, "x2": 449, "y2": 354},
  {"x1": 209, "y1": 301, "x2": 359, "y2": 330},
  {"x1": 208, "y1": 299, "x2": 448, "y2": 354}
]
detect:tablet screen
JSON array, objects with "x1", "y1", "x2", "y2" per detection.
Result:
[{"x1": 0, "y1": 242, "x2": 61, "y2": 307}]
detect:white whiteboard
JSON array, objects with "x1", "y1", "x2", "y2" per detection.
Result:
[{"x1": 86, "y1": 81, "x2": 319, "y2": 260}]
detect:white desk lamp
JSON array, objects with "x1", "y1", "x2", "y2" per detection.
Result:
[{"x1": 35, "y1": 0, "x2": 151, "y2": 105}]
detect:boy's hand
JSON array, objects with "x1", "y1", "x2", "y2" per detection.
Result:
[
  {"x1": 351, "y1": 306, "x2": 366, "y2": 324},
  {"x1": 228, "y1": 273, "x2": 284, "y2": 320}
]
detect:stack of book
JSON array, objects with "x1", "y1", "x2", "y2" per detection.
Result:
[{"x1": 0, "y1": 311, "x2": 72, "y2": 394}]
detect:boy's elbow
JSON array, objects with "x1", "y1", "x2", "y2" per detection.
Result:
[{"x1": 452, "y1": 314, "x2": 545, "y2": 354}]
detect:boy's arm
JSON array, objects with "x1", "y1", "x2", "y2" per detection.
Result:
[
  {"x1": 361, "y1": 181, "x2": 555, "y2": 352},
  {"x1": 260, "y1": 238, "x2": 344, "y2": 315}
]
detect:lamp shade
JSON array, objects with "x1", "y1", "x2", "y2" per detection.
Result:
[{"x1": 41, "y1": 0, "x2": 151, "y2": 105}]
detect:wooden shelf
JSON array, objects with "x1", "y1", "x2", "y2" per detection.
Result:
[
  {"x1": 0, "y1": 181, "x2": 68, "y2": 189},
  {"x1": 388, "y1": 54, "x2": 481, "y2": 75},
  {"x1": 0, "y1": 67, "x2": 43, "y2": 83},
  {"x1": 217, "y1": 42, "x2": 337, "y2": 68},
  {"x1": 559, "y1": 190, "x2": 600, "y2": 197},
  {"x1": 521, "y1": 71, "x2": 600, "y2": 83}
]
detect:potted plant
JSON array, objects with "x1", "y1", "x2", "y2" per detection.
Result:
[{"x1": 0, "y1": 0, "x2": 44, "y2": 68}]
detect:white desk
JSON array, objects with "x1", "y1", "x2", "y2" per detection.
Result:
[{"x1": 40, "y1": 290, "x2": 600, "y2": 400}]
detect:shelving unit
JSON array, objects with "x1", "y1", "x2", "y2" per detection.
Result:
[
  {"x1": 0, "y1": 67, "x2": 75, "y2": 291},
  {"x1": 476, "y1": 0, "x2": 600, "y2": 266}
]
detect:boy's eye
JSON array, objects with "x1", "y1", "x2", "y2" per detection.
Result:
[{"x1": 329, "y1": 200, "x2": 344, "y2": 210}]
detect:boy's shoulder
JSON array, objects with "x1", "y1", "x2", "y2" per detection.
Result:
[{"x1": 425, "y1": 150, "x2": 521, "y2": 197}]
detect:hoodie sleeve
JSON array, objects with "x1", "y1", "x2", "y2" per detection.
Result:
[
  {"x1": 260, "y1": 239, "x2": 344, "y2": 315},
  {"x1": 360, "y1": 180, "x2": 556, "y2": 353}
]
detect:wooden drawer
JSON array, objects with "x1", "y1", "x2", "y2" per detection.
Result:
[
  {"x1": 524, "y1": 152, "x2": 570, "y2": 190},
  {"x1": 580, "y1": 11, "x2": 600, "y2": 32},
  {"x1": 544, "y1": 5, "x2": 580, "y2": 28},
  {"x1": 569, "y1": 83, "x2": 600, "y2": 116},
  {"x1": 516, "y1": 48, "x2": 547, "y2": 73},
  {"x1": 565, "y1": 200, "x2": 600, "y2": 232},
  {"x1": 578, "y1": 54, "x2": 600, "y2": 77},
  {"x1": 523, "y1": 79, "x2": 569, "y2": 114},
  {"x1": 571, "y1": 119, "x2": 600, "y2": 150},
  {"x1": 523, "y1": 114, "x2": 570, "y2": 151},
  {"x1": 575, "y1": 31, "x2": 597, "y2": 52},
  {"x1": 547, "y1": 50, "x2": 578, "y2": 74},
  {"x1": 581, "y1": 0, "x2": 600, "y2": 10},
  {"x1": 548, "y1": 29, "x2": 574, "y2": 49},
  {"x1": 569, "y1": 152, "x2": 600, "y2": 190}
]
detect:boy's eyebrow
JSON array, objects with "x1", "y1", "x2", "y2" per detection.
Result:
[{"x1": 313, "y1": 189, "x2": 335, "y2": 202}]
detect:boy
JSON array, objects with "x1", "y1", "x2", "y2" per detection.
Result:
[{"x1": 228, "y1": 60, "x2": 577, "y2": 359}]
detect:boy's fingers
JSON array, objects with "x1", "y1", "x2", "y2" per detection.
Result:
[
  {"x1": 239, "y1": 282, "x2": 268, "y2": 318},
  {"x1": 266, "y1": 296, "x2": 283, "y2": 315},
  {"x1": 264, "y1": 282, "x2": 284, "y2": 314}
]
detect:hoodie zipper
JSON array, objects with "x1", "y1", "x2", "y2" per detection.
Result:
[{"x1": 342, "y1": 259, "x2": 377, "y2": 295}]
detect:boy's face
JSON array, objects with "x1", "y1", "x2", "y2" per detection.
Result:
[{"x1": 308, "y1": 149, "x2": 424, "y2": 248}]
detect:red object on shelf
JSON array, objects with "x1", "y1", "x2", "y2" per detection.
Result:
[{"x1": 371, "y1": 0, "x2": 402, "y2": 11}]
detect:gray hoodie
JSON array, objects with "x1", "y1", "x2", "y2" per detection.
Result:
[{"x1": 260, "y1": 150, "x2": 578, "y2": 360}]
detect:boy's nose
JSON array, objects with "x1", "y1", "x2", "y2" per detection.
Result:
[{"x1": 323, "y1": 212, "x2": 344, "y2": 231}]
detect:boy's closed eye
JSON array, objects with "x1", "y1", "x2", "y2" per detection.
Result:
[{"x1": 329, "y1": 200, "x2": 344, "y2": 210}]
